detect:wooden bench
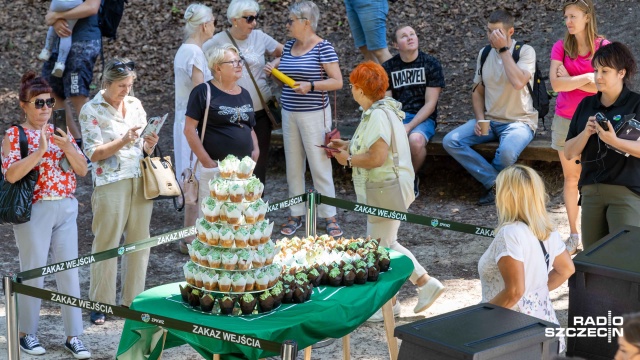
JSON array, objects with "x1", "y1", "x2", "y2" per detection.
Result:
[{"x1": 270, "y1": 125, "x2": 559, "y2": 162}]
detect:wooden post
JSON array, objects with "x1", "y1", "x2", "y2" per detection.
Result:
[
  {"x1": 213, "y1": 354, "x2": 221, "y2": 360},
  {"x1": 342, "y1": 335, "x2": 350, "y2": 360},
  {"x1": 304, "y1": 346, "x2": 312, "y2": 360},
  {"x1": 158, "y1": 328, "x2": 168, "y2": 360},
  {"x1": 381, "y1": 300, "x2": 399, "y2": 360}
]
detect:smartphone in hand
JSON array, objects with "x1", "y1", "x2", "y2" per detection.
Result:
[
  {"x1": 52, "y1": 109, "x2": 67, "y2": 133},
  {"x1": 595, "y1": 112, "x2": 610, "y2": 131},
  {"x1": 316, "y1": 144, "x2": 340, "y2": 152}
]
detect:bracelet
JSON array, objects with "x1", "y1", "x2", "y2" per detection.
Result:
[{"x1": 347, "y1": 154, "x2": 352, "y2": 168}]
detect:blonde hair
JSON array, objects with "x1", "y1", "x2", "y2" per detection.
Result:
[
  {"x1": 562, "y1": 0, "x2": 602, "y2": 59},
  {"x1": 205, "y1": 44, "x2": 240, "y2": 75},
  {"x1": 495, "y1": 165, "x2": 554, "y2": 241}
]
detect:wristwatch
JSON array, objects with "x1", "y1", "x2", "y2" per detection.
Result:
[
  {"x1": 498, "y1": 46, "x2": 509, "y2": 54},
  {"x1": 310, "y1": 81, "x2": 315, "y2": 92}
]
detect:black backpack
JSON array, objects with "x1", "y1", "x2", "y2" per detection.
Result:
[
  {"x1": 98, "y1": 0, "x2": 127, "y2": 40},
  {"x1": 479, "y1": 42, "x2": 551, "y2": 129}
]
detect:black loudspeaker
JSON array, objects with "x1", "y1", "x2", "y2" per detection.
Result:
[
  {"x1": 395, "y1": 303, "x2": 560, "y2": 359},
  {"x1": 567, "y1": 225, "x2": 640, "y2": 359}
]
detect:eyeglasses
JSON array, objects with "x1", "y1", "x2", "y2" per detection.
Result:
[
  {"x1": 241, "y1": 14, "x2": 259, "y2": 23},
  {"x1": 565, "y1": 0, "x2": 589, "y2": 8},
  {"x1": 27, "y1": 97, "x2": 56, "y2": 109},
  {"x1": 221, "y1": 59, "x2": 244, "y2": 67},
  {"x1": 113, "y1": 61, "x2": 135, "y2": 73},
  {"x1": 285, "y1": 17, "x2": 307, "y2": 26}
]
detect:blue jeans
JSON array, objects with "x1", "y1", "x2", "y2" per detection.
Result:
[
  {"x1": 442, "y1": 120, "x2": 534, "y2": 189},
  {"x1": 343, "y1": 0, "x2": 388, "y2": 50}
]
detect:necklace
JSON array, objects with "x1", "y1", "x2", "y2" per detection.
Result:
[{"x1": 213, "y1": 79, "x2": 237, "y2": 94}]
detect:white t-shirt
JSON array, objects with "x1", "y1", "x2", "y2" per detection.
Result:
[
  {"x1": 174, "y1": 44, "x2": 212, "y2": 125},
  {"x1": 203, "y1": 30, "x2": 279, "y2": 111}
]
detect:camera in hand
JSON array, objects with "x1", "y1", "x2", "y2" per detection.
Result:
[{"x1": 595, "y1": 112, "x2": 609, "y2": 131}]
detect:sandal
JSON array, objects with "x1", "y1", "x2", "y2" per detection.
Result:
[
  {"x1": 280, "y1": 216, "x2": 303, "y2": 236},
  {"x1": 177, "y1": 239, "x2": 189, "y2": 255},
  {"x1": 90, "y1": 311, "x2": 105, "y2": 325},
  {"x1": 325, "y1": 217, "x2": 343, "y2": 238}
]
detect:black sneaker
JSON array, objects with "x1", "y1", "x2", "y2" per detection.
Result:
[
  {"x1": 477, "y1": 185, "x2": 496, "y2": 206},
  {"x1": 65, "y1": 337, "x2": 91, "y2": 359},
  {"x1": 20, "y1": 334, "x2": 46, "y2": 355},
  {"x1": 414, "y1": 177, "x2": 420, "y2": 198}
]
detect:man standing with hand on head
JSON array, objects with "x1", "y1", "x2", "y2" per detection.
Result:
[
  {"x1": 443, "y1": 9, "x2": 537, "y2": 206},
  {"x1": 382, "y1": 25, "x2": 445, "y2": 198}
]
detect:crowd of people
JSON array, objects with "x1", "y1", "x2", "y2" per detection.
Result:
[{"x1": 3, "y1": 0, "x2": 640, "y2": 357}]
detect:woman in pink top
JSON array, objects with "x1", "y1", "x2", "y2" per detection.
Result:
[{"x1": 549, "y1": 0, "x2": 607, "y2": 254}]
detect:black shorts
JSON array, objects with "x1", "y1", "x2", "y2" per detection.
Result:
[{"x1": 42, "y1": 39, "x2": 101, "y2": 99}]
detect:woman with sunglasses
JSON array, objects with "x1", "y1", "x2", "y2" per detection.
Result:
[
  {"x1": 184, "y1": 44, "x2": 259, "y2": 213},
  {"x1": 549, "y1": 0, "x2": 608, "y2": 254},
  {"x1": 204, "y1": 0, "x2": 284, "y2": 186},
  {"x1": 79, "y1": 58, "x2": 159, "y2": 326},
  {"x1": 2, "y1": 71, "x2": 90, "y2": 357},
  {"x1": 565, "y1": 42, "x2": 640, "y2": 250},
  {"x1": 264, "y1": 0, "x2": 344, "y2": 238},
  {"x1": 174, "y1": 3, "x2": 216, "y2": 254}
]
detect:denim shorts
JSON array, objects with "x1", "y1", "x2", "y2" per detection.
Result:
[
  {"x1": 344, "y1": 0, "x2": 389, "y2": 51},
  {"x1": 404, "y1": 113, "x2": 437, "y2": 141},
  {"x1": 42, "y1": 39, "x2": 101, "y2": 99}
]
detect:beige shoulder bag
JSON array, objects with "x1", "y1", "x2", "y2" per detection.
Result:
[{"x1": 182, "y1": 82, "x2": 211, "y2": 205}]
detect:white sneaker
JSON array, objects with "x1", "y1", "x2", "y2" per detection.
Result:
[
  {"x1": 367, "y1": 301, "x2": 401, "y2": 322},
  {"x1": 38, "y1": 49, "x2": 51, "y2": 61},
  {"x1": 565, "y1": 234, "x2": 582, "y2": 255},
  {"x1": 20, "y1": 334, "x2": 46, "y2": 355},
  {"x1": 414, "y1": 277, "x2": 445, "y2": 313},
  {"x1": 52, "y1": 62, "x2": 65, "y2": 77},
  {"x1": 65, "y1": 337, "x2": 91, "y2": 359}
]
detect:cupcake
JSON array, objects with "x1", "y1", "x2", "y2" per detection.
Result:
[
  {"x1": 219, "y1": 155, "x2": 239, "y2": 179},
  {"x1": 219, "y1": 226, "x2": 234, "y2": 248},
  {"x1": 307, "y1": 268, "x2": 321, "y2": 287},
  {"x1": 231, "y1": 273, "x2": 247, "y2": 293},
  {"x1": 342, "y1": 264, "x2": 356, "y2": 287},
  {"x1": 221, "y1": 250, "x2": 239, "y2": 270},
  {"x1": 282, "y1": 274, "x2": 296, "y2": 288},
  {"x1": 260, "y1": 221, "x2": 274, "y2": 244},
  {"x1": 249, "y1": 226, "x2": 262, "y2": 247},
  {"x1": 188, "y1": 289, "x2": 201, "y2": 308},
  {"x1": 256, "y1": 199, "x2": 268, "y2": 222},
  {"x1": 237, "y1": 156, "x2": 256, "y2": 179},
  {"x1": 244, "y1": 202, "x2": 260, "y2": 225},
  {"x1": 208, "y1": 178, "x2": 217, "y2": 198},
  {"x1": 268, "y1": 266, "x2": 281, "y2": 288},
  {"x1": 207, "y1": 225, "x2": 220, "y2": 246},
  {"x1": 234, "y1": 228, "x2": 250, "y2": 248},
  {"x1": 214, "y1": 180, "x2": 229, "y2": 201},
  {"x1": 258, "y1": 291, "x2": 275, "y2": 313},
  {"x1": 379, "y1": 254, "x2": 391, "y2": 272},
  {"x1": 200, "y1": 294, "x2": 215, "y2": 313},
  {"x1": 219, "y1": 295, "x2": 236, "y2": 315},
  {"x1": 263, "y1": 242, "x2": 277, "y2": 265},
  {"x1": 236, "y1": 248, "x2": 252, "y2": 270},
  {"x1": 197, "y1": 246, "x2": 210, "y2": 267},
  {"x1": 293, "y1": 285, "x2": 306, "y2": 304},
  {"x1": 218, "y1": 272, "x2": 232, "y2": 292},
  {"x1": 283, "y1": 286, "x2": 294, "y2": 304},
  {"x1": 367, "y1": 263, "x2": 380, "y2": 282},
  {"x1": 207, "y1": 248, "x2": 222, "y2": 268},
  {"x1": 245, "y1": 271, "x2": 256, "y2": 291},
  {"x1": 229, "y1": 183, "x2": 245, "y2": 203},
  {"x1": 244, "y1": 178, "x2": 262, "y2": 201},
  {"x1": 271, "y1": 286, "x2": 283, "y2": 308},
  {"x1": 255, "y1": 270, "x2": 269, "y2": 290},
  {"x1": 328, "y1": 267, "x2": 343, "y2": 287},
  {"x1": 194, "y1": 269, "x2": 204, "y2": 288},
  {"x1": 196, "y1": 218, "x2": 208, "y2": 242},
  {"x1": 354, "y1": 268, "x2": 367, "y2": 284},
  {"x1": 202, "y1": 197, "x2": 221, "y2": 223},
  {"x1": 179, "y1": 283, "x2": 191, "y2": 302},
  {"x1": 252, "y1": 249, "x2": 266, "y2": 268},
  {"x1": 224, "y1": 203, "x2": 242, "y2": 225},
  {"x1": 239, "y1": 293, "x2": 257, "y2": 315},
  {"x1": 187, "y1": 243, "x2": 197, "y2": 263},
  {"x1": 205, "y1": 269, "x2": 219, "y2": 290},
  {"x1": 183, "y1": 262, "x2": 195, "y2": 285}
]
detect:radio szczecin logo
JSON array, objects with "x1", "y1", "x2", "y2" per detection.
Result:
[{"x1": 546, "y1": 311, "x2": 623, "y2": 343}]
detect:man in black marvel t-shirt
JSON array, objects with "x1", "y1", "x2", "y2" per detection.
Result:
[{"x1": 382, "y1": 25, "x2": 445, "y2": 197}]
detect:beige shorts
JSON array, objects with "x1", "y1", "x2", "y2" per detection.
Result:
[{"x1": 551, "y1": 114, "x2": 572, "y2": 151}]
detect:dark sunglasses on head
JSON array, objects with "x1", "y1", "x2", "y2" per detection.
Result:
[
  {"x1": 27, "y1": 97, "x2": 56, "y2": 109},
  {"x1": 113, "y1": 61, "x2": 135, "y2": 73},
  {"x1": 241, "y1": 14, "x2": 259, "y2": 23}
]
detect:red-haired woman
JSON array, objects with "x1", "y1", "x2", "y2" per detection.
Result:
[
  {"x1": 331, "y1": 62, "x2": 444, "y2": 321},
  {"x1": 1, "y1": 71, "x2": 90, "y2": 357}
]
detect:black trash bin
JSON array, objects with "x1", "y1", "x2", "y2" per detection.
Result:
[
  {"x1": 394, "y1": 303, "x2": 560, "y2": 360},
  {"x1": 567, "y1": 225, "x2": 640, "y2": 360}
]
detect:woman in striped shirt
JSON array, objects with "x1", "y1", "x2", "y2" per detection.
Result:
[{"x1": 265, "y1": 1, "x2": 344, "y2": 237}]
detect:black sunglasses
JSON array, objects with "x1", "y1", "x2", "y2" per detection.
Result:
[
  {"x1": 27, "y1": 97, "x2": 56, "y2": 109},
  {"x1": 113, "y1": 61, "x2": 135, "y2": 73},
  {"x1": 241, "y1": 14, "x2": 259, "y2": 23}
]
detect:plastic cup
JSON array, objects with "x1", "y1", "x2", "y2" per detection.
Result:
[{"x1": 478, "y1": 120, "x2": 490, "y2": 136}]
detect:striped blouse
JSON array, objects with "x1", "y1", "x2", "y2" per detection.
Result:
[{"x1": 278, "y1": 39, "x2": 339, "y2": 112}]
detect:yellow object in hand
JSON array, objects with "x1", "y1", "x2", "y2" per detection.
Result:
[{"x1": 271, "y1": 68, "x2": 297, "y2": 88}]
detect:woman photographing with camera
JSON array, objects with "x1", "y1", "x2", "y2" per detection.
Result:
[{"x1": 564, "y1": 42, "x2": 640, "y2": 249}]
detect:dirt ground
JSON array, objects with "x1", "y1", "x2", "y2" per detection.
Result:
[{"x1": 1, "y1": 0, "x2": 640, "y2": 359}]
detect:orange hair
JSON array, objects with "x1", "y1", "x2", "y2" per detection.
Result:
[{"x1": 349, "y1": 61, "x2": 388, "y2": 102}]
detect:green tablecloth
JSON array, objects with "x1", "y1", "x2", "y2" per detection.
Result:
[{"x1": 116, "y1": 250, "x2": 413, "y2": 360}]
